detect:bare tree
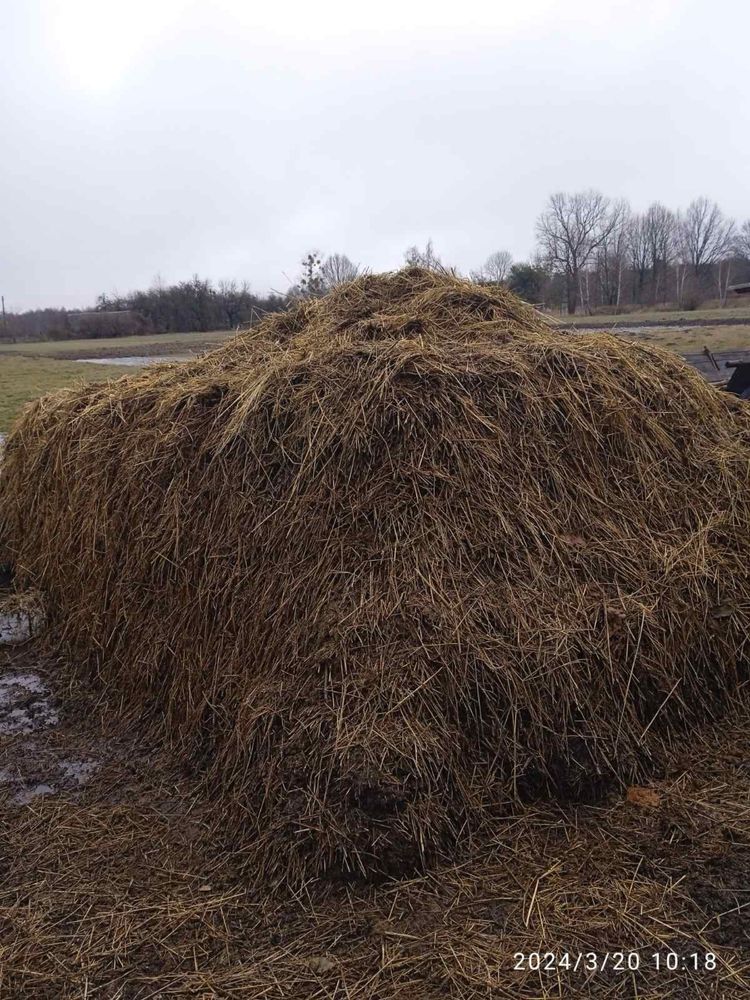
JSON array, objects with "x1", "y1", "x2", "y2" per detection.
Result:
[
  {"x1": 642, "y1": 202, "x2": 676, "y2": 304},
  {"x1": 320, "y1": 253, "x2": 360, "y2": 289},
  {"x1": 404, "y1": 239, "x2": 442, "y2": 271},
  {"x1": 735, "y1": 220, "x2": 750, "y2": 261},
  {"x1": 471, "y1": 250, "x2": 513, "y2": 285},
  {"x1": 535, "y1": 191, "x2": 622, "y2": 314},
  {"x1": 218, "y1": 279, "x2": 241, "y2": 327},
  {"x1": 717, "y1": 257, "x2": 734, "y2": 307},
  {"x1": 677, "y1": 197, "x2": 735, "y2": 275},
  {"x1": 297, "y1": 251, "x2": 325, "y2": 298},
  {"x1": 673, "y1": 224, "x2": 692, "y2": 306},
  {"x1": 627, "y1": 213, "x2": 650, "y2": 304},
  {"x1": 595, "y1": 202, "x2": 631, "y2": 311}
]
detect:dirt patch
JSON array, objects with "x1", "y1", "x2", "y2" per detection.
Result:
[
  {"x1": 0, "y1": 640, "x2": 104, "y2": 812},
  {"x1": 0, "y1": 669, "x2": 58, "y2": 735},
  {"x1": 0, "y1": 613, "x2": 33, "y2": 645}
]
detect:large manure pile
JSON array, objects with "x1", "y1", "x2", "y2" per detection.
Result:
[{"x1": 1, "y1": 268, "x2": 749, "y2": 884}]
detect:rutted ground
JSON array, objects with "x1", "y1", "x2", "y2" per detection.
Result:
[{"x1": 560, "y1": 321, "x2": 750, "y2": 355}]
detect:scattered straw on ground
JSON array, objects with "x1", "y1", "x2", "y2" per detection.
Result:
[{"x1": 0, "y1": 638, "x2": 748, "y2": 998}]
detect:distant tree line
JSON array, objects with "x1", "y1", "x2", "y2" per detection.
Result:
[
  {"x1": 1, "y1": 277, "x2": 285, "y2": 343},
  {"x1": 532, "y1": 192, "x2": 750, "y2": 314},
  {"x1": 95, "y1": 276, "x2": 286, "y2": 335},
  {"x1": 528, "y1": 193, "x2": 749, "y2": 314},
  {"x1": 404, "y1": 196, "x2": 750, "y2": 315},
  {"x1": 3, "y1": 200, "x2": 750, "y2": 341},
  {"x1": 0, "y1": 255, "x2": 359, "y2": 343}
]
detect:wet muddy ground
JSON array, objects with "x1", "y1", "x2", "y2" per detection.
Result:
[
  {"x1": 73, "y1": 354, "x2": 194, "y2": 366},
  {"x1": 0, "y1": 640, "x2": 98, "y2": 806}
]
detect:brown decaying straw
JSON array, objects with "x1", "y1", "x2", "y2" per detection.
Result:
[
  {"x1": 2, "y1": 642, "x2": 749, "y2": 999},
  {"x1": 1, "y1": 267, "x2": 749, "y2": 886}
]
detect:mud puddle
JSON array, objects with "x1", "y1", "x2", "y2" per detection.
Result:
[
  {"x1": 74, "y1": 354, "x2": 193, "y2": 366},
  {"x1": 0, "y1": 659, "x2": 100, "y2": 805}
]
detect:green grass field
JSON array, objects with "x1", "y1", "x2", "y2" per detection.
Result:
[
  {"x1": 0, "y1": 328, "x2": 234, "y2": 360},
  {"x1": 0, "y1": 357, "x2": 144, "y2": 433},
  {"x1": 0, "y1": 329, "x2": 238, "y2": 433}
]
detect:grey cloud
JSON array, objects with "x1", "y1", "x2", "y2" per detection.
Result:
[{"x1": 1, "y1": 0, "x2": 748, "y2": 310}]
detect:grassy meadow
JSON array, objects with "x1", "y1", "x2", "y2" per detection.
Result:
[
  {"x1": 0, "y1": 357, "x2": 145, "y2": 433},
  {"x1": 0, "y1": 330, "x2": 236, "y2": 433},
  {"x1": 0, "y1": 328, "x2": 234, "y2": 360},
  {"x1": 575, "y1": 323, "x2": 750, "y2": 354},
  {"x1": 549, "y1": 302, "x2": 750, "y2": 353}
]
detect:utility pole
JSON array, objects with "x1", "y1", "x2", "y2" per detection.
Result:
[{"x1": 1, "y1": 296, "x2": 7, "y2": 340}]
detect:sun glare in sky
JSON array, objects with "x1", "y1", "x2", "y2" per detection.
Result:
[
  {"x1": 49, "y1": 0, "x2": 193, "y2": 92},
  {"x1": 49, "y1": 0, "x2": 679, "y2": 93}
]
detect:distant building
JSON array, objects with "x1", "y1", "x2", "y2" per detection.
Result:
[{"x1": 727, "y1": 282, "x2": 750, "y2": 297}]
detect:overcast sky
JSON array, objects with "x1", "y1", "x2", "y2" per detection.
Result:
[{"x1": 2, "y1": 0, "x2": 748, "y2": 310}]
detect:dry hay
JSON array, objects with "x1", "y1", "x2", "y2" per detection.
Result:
[
  {"x1": 1, "y1": 268, "x2": 750, "y2": 885},
  {"x1": 231, "y1": 265, "x2": 553, "y2": 353}
]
